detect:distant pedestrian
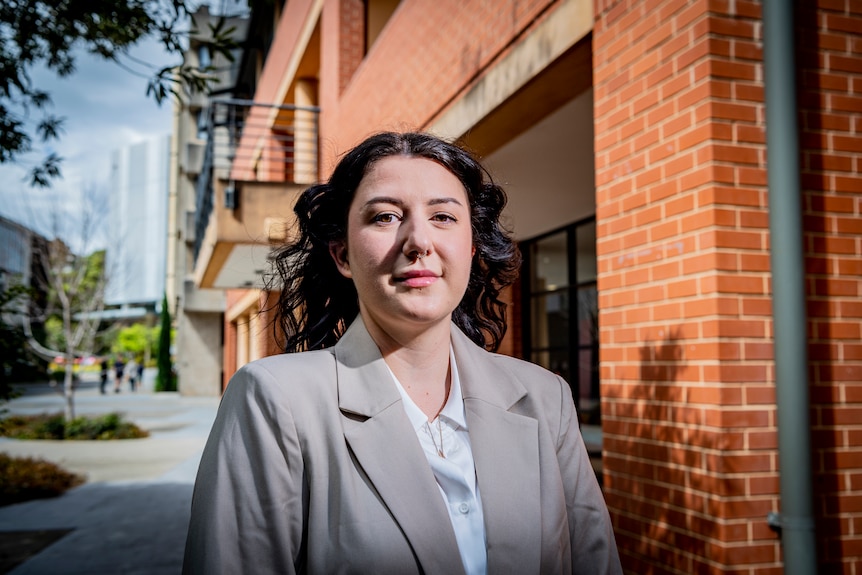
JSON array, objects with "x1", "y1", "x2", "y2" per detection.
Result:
[
  {"x1": 136, "y1": 362, "x2": 145, "y2": 391},
  {"x1": 99, "y1": 359, "x2": 109, "y2": 395},
  {"x1": 113, "y1": 358, "x2": 125, "y2": 393},
  {"x1": 127, "y1": 358, "x2": 139, "y2": 392}
]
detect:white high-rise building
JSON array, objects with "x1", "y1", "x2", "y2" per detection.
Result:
[{"x1": 106, "y1": 134, "x2": 170, "y2": 309}]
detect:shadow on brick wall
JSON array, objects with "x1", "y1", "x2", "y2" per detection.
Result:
[
  {"x1": 638, "y1": 330, "x2": 683, "y2": 383},
  {"x1": 795, "y1": 1, "x2": 849, "y2": 570},
  {"x1": 606, "y1": 329, "x2": 723, "y2": 573}
]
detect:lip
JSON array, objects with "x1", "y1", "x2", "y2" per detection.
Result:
[{"x1": 395, "y1": 269, "x2": 439, "y2": 288}]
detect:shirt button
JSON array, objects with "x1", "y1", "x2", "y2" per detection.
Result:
[{"x1": 458, "y1": 503, "x2": 469, "y2": 514}]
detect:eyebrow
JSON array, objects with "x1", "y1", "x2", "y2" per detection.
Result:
[{"x1": 360, "y1": 196, "x2": 465, "y2": 210}]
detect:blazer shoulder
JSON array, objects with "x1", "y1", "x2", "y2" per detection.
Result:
[
  {"x1": 484, "y1": 352, "x2": 573, "y2": 412},
  {"x1": 487, "y1": 352, "x2": 564, "y2": 386},
  {"x1": 227, "y1": 349, "x2": 337, "y2": 400},
  {"x1": 243, "y1": 349, "x2": 336, "y2": 376}
]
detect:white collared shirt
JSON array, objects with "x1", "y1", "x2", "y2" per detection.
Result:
[{"x1": 388, "y1": 348, "x2": 488, "y2": 575}]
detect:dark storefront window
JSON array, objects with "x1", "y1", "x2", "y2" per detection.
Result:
[{"x1": 521, "y1": 219, "x2": 600, "y2": 431}]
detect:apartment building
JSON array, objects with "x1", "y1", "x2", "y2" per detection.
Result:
[
  {"x1": 186, "y1": 1, "x2": 861, "y2": 572},
  {"x1": 167, "y1": 6, "x2": 250, "y2": 395}
]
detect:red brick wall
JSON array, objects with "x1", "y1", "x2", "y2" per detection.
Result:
[
  {"x1": 594, "y1": 0, "x2": 777, "y2": 572},
  {"x1": 594, "y1": 0, "x2": 860, "y2": 573},
  {"x1": 338, "y1": 0, "x2": 365, "y2": 95},
  {"x1": 797, "y1": 1, "x2": 862, "y2": 570},
  {"x1": 319, "y1": 0, "x2": 561, "y2": 167}
]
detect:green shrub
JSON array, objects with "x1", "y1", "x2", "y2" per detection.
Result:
[
  {"x1": 0, "y1": 412, "x2": 149, "y2": 440},
  {"x1": 0, "y1": 453, "x2": 85, "y2": 506},
  {"x1": 36, "y1": 414, "x2": 66, "y2": 439}
]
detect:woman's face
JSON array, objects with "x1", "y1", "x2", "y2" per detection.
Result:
[{"x1": 330, "y1": 155, "x2": 474, "y2": 340}]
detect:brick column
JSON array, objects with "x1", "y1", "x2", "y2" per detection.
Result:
[
  {"x1": 593, "y1": 0, "x2": 861, "y2": 573},
  {"x1": 593, "y1": 1, "x2": 779, "y2": 572}
]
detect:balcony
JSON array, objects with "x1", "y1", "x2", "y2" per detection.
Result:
[{"x1": 192, "y1": 99, "x2": 320, "y2": 289}]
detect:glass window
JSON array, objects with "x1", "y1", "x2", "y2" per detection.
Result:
[
  {"x1": 576, "y1": 221, "x2": 597, "y2": 283},
  {"x1": 522, "y1": 219, "x2": 600, "y2": 430},
  {"x1": 531, "y1": 232, "x2": 568, "y2": 291},
  {"x1": 196, "y1": 110, "x2": 208, "y2": 141},
  {"x1": 198, "y1": 45, "x2": 211, "y2": 69}
]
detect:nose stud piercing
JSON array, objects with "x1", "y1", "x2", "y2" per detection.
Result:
[{"x1": 415, "y1": 251, "x2": 427, "y2": 260}]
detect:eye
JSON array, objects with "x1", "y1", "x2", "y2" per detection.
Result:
[
  {"x1": 372, "y1": 212, "x2": 401, "y2": 224},
  {"x1": 431, "y1": 212, "x2": 457, "y2": 223}
]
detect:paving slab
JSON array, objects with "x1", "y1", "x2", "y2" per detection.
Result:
[{"x1": 0, "y1": 372, "x2": 220, "y2": 574}]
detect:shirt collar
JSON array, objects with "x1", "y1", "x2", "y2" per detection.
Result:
[{"x1": 389, "y1": 346, "x2": 468, "y2": 432}]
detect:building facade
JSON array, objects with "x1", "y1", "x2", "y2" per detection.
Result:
[
  {"x1": 166, "y1": 6, "x2": 250, "y2": 396},
  {"x1": 0, "y1": 215, "x2": 48, "y2": 322},
  {"x1": 188, "y1": 0, "x2": 861, "y2": 572},
  {"x1": 106, "y1": 134, "x2": 171, "y2": 313},
  {"x1": 0, "y1": 216, "x2": 38, "y2": 292}
]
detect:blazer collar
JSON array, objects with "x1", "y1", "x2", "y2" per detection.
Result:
[
  {"x1": 333, "y1": 316, "x2": 401, "y2": 418},
  {"x1": 333, "y1": 317, "x2": 530, "y2": 415},
  {"x1": 448, "y1": 324, "x2": 527, "y2": 409},
  {"x1": 334, "y1": 316, "x2": 543, "y2": 574},
  {"x1": 450, "y1": 325, "x2": 543, "y2": 573},
  {"x1": 334, "y1": 317, "x2": 467, "y2": 575}
]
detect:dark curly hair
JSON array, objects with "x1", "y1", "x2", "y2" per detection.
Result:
[{"x1": 268, "y1": 131, "x2": 521, "y2": 352}]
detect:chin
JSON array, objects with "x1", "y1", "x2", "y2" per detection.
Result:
[{"x1": 395, "y1": 305, "x2": 453, "y2": 325}]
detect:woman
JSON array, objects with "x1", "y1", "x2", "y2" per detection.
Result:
[{"x1": 183, "y1": 132, "x2": 622, "y2": 574}]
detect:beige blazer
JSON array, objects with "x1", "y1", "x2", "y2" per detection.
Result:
[{"x1": 183, "y1": 317, "x2": 621, "y2": 574}]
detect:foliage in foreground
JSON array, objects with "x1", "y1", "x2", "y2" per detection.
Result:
[
  {"x1": 0, "y1": 412, "x2": 149, "y2": 440},
  {"x1": 0, "y1": 453, "x2": 85, "y2": 507},
  {"x1": 1, "y1": 0, "x2": 241, "y2": 186}
]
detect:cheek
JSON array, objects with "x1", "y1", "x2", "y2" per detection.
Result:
[
  {"x1": 450, "y1": 233, "x2": 475, "y2": 284},
  {"x1": 347, "y1": 233, "x2": 391, "y2": 273}
]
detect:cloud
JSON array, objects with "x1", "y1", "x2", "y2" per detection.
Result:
[{"x1": 0, "y1": 37, "x2": 175, "y2": 245}]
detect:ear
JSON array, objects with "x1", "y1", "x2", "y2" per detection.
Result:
[{"x1": 329, "y1": 241, "x2": 352, "y2": 279}]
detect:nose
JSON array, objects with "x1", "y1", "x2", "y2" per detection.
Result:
[{"x1": 401, "y1": 218, "x2": 432, "y2": 260}]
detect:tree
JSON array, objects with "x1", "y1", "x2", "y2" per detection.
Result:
[
  {"x1": 155, "y1": 293, "x2": 174, "y2": 392},
  {"x1": 1, "y1": 0, "x2": 240, "y2": 186},
  {"x1": 39, "y1": 246, "x2": 107, "y2": 420},
  {"x1": 21, "y1": 185, "x2": 114, "y2": 421},
  {"x1": 113, "y1": 322, "x2": 157, "y2": 364}
]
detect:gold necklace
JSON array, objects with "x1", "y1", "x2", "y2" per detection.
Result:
[{"x1": 426, "y1": 418, "x2": 445, "y2": 459}]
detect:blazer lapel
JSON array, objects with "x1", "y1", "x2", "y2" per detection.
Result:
[
  {"x1": 452, "y1": 326, "x2": 543, "y2": 574},
  {"x1": 335, "y1": 318, "x2": 466, "y2": 575}
]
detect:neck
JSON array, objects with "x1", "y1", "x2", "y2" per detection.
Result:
[{"x1": 361, "y1": 312, "x2": 452, "y2": 420}]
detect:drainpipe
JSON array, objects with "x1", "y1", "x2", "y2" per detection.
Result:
[{"x1": 762, "y1": 0, "x2": 818, "y2": 573}]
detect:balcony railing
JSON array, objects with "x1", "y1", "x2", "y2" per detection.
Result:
[{"x1": 193, "y1": 98, "x2": 320, "y2": 263}]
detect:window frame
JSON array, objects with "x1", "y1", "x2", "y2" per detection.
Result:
[{"x1": 520, "y1": 216, "x2": 598, "y2": 419}]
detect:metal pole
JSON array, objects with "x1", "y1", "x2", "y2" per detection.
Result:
[{"x1": 762, "y1": 0, "x2": 818, "y2": 572}]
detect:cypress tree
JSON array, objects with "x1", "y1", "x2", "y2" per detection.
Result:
[{"x1": 155, "y1": 294, "x2": 175, "y2": 392}]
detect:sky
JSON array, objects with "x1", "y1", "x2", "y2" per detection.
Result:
[{"x1": 0, "y1": 37, "x2": 177, "y2": 250}]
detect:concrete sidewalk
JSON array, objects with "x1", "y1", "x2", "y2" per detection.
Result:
[{"x1": 0, "y1": 372, "x2": 220, "y2": 574}]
